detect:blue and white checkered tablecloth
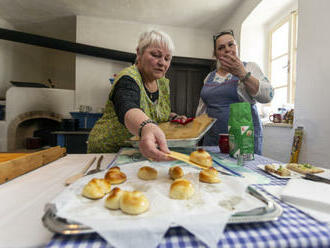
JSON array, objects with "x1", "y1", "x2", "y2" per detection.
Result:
[{"x1": 46, "y1": 151, "x2": 330, "y2": 248}]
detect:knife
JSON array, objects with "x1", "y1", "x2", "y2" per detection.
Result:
[
  {"x1": 212, "y1": 159, "x2": 243, "y2": 177},
  {"x1": 303, "y1": 173, "x2": 330, "y2": 184},
  {"x1": 64, "y1": 156, "x2": 96, "y2": 186}
]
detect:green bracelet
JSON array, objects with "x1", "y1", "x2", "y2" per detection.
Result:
[
  {"x1": 241, "y1": 72, "x2": 251, "y2": 83},
  {"x1": 138, "y1": 119, "x2": 157, "y2": 137}
]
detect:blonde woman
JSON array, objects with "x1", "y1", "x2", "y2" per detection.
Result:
[{"x1": 88, "y1": 30, "x2": 186, "y2": 161}]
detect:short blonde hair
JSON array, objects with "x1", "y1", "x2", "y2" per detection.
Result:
[{"x1": 136, "y1": 30, "x2": 175, "y2": 56}]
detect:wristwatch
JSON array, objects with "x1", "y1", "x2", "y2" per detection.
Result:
[{"x1": 240, "y1": 72, "x2": 251, "y2": 83}]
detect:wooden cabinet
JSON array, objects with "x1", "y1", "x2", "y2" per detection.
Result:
[
  {"x1": 166, "y1": 58, "x2": 214, "y2": 117},
  {"x1": 53, "y1": 131, "x2": 89, "y2": 154}
]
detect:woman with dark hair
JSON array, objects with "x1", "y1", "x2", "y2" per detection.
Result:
[{"x1": 196, "y1": 30, "x2": 273, "y2": 154}]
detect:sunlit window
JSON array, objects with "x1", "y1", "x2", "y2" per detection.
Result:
[{"x1": 269, "y1": 11, "x2": 298, "y2": 109}]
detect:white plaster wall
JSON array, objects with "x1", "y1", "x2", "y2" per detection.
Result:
[
  {"x1": 0, "y1": 18, "x2": 52, "y2": 98},
  {"x1": 0, "y1": 17, "x2": 76, "y2": 99},
  {"x1": 75, "y1": 16, "x2": 215, "y2": 111},
  {"x1": 241, "y1": 0, "x2": 299, "y2": 162},
  {"x1": 17, "y1": 16, "x2": 77, "y2": 90},
  {"x1": 46, "y1": 49, "x2": 76, "y2": 90},
  {"x1": 0, "y1": 87, "x2": 75, "y2": 151},
  {"x1": 75, "y1": 55, "x2": 130, "y2": 111},
  {"x1": 294, "y1": 0, "x2": 330, "y2": 168},
  {"x1": 242, "y1": 0, "x2": 330, "y2": 168},
  {"x1": 221, "y1": 0, "x2": 261, "y2": 48},
  {"x1": 5, "y1": 87, "x2": 74, "y2": 124},
  {"x1": 0, "y1": 18, "x2": 16, "y2": 98},
  {"x1": 76, "y1": 16, "x2": 214, "y2": 59},
  {"x1": 240, "y1": 24, "x2": 266, "y2": 73},
  {"x1": 262, "y1": 126, "x2": 294, "y2": 162}
]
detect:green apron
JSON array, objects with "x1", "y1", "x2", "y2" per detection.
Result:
[{"x1": 87, "y1": 65, "x2": 171, "y2": 153}]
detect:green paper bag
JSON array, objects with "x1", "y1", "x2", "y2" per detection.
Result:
[{"x1": 228, "y1": 102, "x2": 254, "y2": 161}]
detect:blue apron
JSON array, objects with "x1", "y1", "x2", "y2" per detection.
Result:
[{"x1": 200, "y1": 69, "x2": 263, "y2": 155}]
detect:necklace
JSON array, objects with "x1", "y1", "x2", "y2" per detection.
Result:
[
  {"x1": 143, "y1": 83, "x2": 159, "y2": 102},
  {"x1": 144, "y1": 81, "x2": 158, "y2": 93}
]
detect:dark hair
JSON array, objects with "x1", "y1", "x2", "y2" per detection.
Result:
[{"x1": 213, "y1": 29, "x2": 234, "y2": 53}]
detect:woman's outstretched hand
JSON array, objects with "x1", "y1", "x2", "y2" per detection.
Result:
[{"x1": 138, "y1": 123, "x2": 173, "y2": 161}]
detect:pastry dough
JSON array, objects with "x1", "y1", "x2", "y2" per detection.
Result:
[
  {"x1": 105, "y1": 187, "x2": 123, "y2": 210},
  {"x1": 169, "y1": 178, "x2": 194, "y2": 199},
  {"x1": 199, "y1": 167, "x2": 221, "y2": 183},
  {"x1": 265, "y1": 164, "x2": 291, "y2": 176},
  {"x1": 169, "y1": 166, "x2": 184, "y2": 180},
  {"x1": 189, "y1": 148, "x2": 212, "y2": 168},
  {"x1": 120, "y1": 191, "x2": 150, "y2": 215},
  {"x1": 82, "y1": 178, "x2": 111, "y2": 199},
  {"x1": 138, "y1": 166, "x2": 158, "y2": 180},
  {"x1": 286, "y1": 163, "x2": 324, "y2": 174},
  {"x1": 130, "y1": 114, "x2": 214, "y2": 140},
  {"x1": 104, "y1": 166, "x2": 127, "y2": 184}
]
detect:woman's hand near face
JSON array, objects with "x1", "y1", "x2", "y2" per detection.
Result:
[
  {"x1": 219, "y1": 54, "x2": 260, "y2": 96},
  {"x1": 219, "y1": 53, "x2": 246, "y2": 79},
  {"x1": 139, "y1": 124, "x2": 173, "y2": 161}
]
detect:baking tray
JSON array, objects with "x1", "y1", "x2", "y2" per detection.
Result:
[
  {"x1": 42, "y1": 186, "x2": 283, "y2": 235},
  {"x1": 128, "y1": 119, "x2": 216, "y2": 148}
]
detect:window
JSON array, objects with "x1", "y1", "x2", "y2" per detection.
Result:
[{"x1": 269, "y1": 11, "x2": 298, "y2": 110}]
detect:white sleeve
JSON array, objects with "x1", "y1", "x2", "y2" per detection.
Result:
[
  {"x1": 238, "y1": 62, "x2": 274, "y2": 104},
  {"x1": 195, "y1": 72, "x2": 211, "y2": 116},
  {"x1": 196, "y1": 98, "x2": 207, "y2": 116}
]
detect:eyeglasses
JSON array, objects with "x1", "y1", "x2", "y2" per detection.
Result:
[{"x1": 213, "y1": 29, "x2": 234, "y2": 41}]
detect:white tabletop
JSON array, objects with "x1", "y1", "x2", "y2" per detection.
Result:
[{"x1": 0, "y1": 153, "x2": 116, "y2": 248}]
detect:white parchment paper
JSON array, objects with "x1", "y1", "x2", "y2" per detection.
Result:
[{"x1": 49, "y1": 161, "x2": 265, "y2": 248}]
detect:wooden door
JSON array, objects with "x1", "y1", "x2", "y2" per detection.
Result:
[{"x1": 166, "y1": 63, "x2": 212, "y2": 117}]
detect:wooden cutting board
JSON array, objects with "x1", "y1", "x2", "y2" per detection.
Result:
[
  {"x1": 0, "y1": 153, "x2": 28, "y2": 163},
  {"x1": 0, "y1": 146, "x2": 66, "y2": 184}
]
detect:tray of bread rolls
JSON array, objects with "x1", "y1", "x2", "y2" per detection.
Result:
[
  {"x1": 129, "y1": 114, "x2": 216, "y2": 147},
  {"x1": 42, "y1": 185, "x2": 282, "y2": 234},
  {"x1": 43, "y1": 149, "x2": 282, "y2": 235}
]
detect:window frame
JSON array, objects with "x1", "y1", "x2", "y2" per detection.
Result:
[{"x1": 268, "y1": 10, "x2": 298, "y2": 105}]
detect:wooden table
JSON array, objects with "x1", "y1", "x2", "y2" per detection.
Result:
[{"x1": 0, "y1": 153, "x2": 116, "y2": 248}]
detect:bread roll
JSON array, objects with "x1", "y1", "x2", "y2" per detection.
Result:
[
  {"x1": 109, "y1": 166, "x2": 121, "y2": 172},
  {"x1": 264, "y1": 164, "x2": 276, "y2": 174},
  {"x1": 265, "y1": 164, "x2": 291, "y2": 176},
  {"x1": 120, "y1": 191, "x2": 149, "y2": 215},
  {"x1": 199, "y1": 167, "x2": 221, "y2": 184},
  {"x1": 169, "y1": 166, "x2": 184, "y2": 180},
  {"x1": 138, "y1": 166, "x2": 158, "y2": 180},
  {"x1": 82, "y1": 178, "x2": 111, "y2": 199},
  {"x1": 105, "y1": 187, "x2": 123, "y2": 210},
  {"x1": 286, "y1": 163, "x2": 324, "y2": 174},
  {"x1": 189, "y1": 148, "x2": 212, "y2": 168},
  {"x1": 169, "y1": 178, "x2": 194, "y2": 199},
  {"x1": 104, "y1": 166, "x2": 127, "y2": 184}
]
